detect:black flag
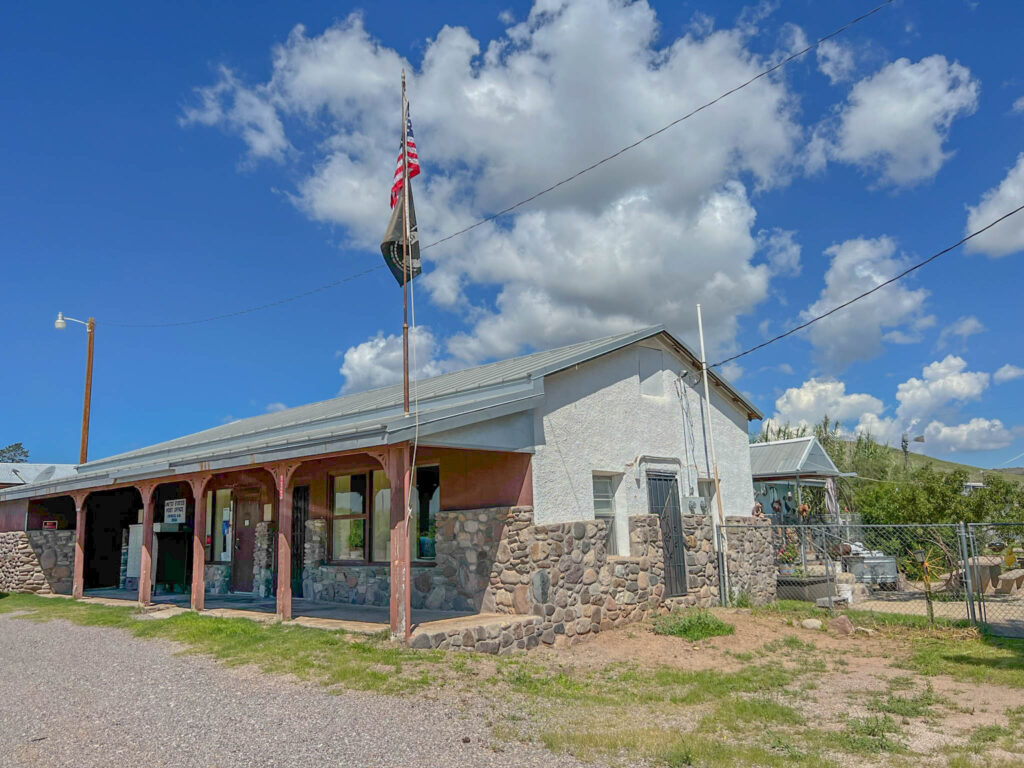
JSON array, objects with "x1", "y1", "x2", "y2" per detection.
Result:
[{"x1": 380, "y1": 184, "x2": 421, "y2": 286}]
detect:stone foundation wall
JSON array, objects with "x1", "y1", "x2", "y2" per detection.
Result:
[
  {"x1": 253, "y1": 522, "x2": 274, "y2": 598},
  {"x1": 0, "y1": 530, "x2": 75, "y2": 595},
  {"x1": 723, "y1": 515, "x2": 777, "y2": 605},
  {"x1": 481, "y1": 508, "x2": 719, "y2": 649},
  {"x1": 412, "y1": 615, "x2": 543, "y2": 653}
]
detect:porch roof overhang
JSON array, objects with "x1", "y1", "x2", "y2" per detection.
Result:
[
  {"x1": 749, "y1": 436, "x2": 845, "y2": 486},
  {"x1": 0, "y1": 383, "x2": 543, "y2": 501}
]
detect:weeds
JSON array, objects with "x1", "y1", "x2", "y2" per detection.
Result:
[{"x1": 652, "y1": 609, "x2": 735, "y2": 641}]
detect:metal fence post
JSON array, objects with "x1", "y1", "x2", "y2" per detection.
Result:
[
  {"x1": 957, "y1": 522, "x2": 977, "y2": 626},
  {"x1": 717, "y1": 524, "x2": 728, "y2": 607},
  {"x1": 820, "y1": 525, "x2": 835, "y2": 615}
]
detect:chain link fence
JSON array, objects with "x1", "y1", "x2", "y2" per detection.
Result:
[{"x1": 719, "y1": 520, "x2": 1024, "y2": 638}]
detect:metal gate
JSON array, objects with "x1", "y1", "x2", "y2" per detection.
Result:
[
  {"x1": 718, "y1": 520, "x2": 1024, "y2": 638},
  {"x1": 966, "y1": 523, "x2": 1024, "y2": 638},
  {"x1": 647, "y1": 473, "x2": 687, "y2": 597}
]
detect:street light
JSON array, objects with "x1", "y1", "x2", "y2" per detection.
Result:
[{"x1": 54, "y1": 312, "x2": 96, "y2": 464}]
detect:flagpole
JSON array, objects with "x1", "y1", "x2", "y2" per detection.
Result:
[
  {"x1": 697, "y1": 304, "x2": 726, "y2": 529},
  {"x1": 401, "y1": 69, "x2": 410, "y2": 415}
]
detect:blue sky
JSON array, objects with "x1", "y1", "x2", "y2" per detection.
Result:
[{"x1": 2, "y1": 0, "x2": 1023, "y2": 468}]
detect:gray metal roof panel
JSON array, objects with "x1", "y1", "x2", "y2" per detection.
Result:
[
  {"x1": 749, "y1": 437, "x2": 841, "y2": 478},
  {"x1": 2, "y1": 325, "x2": 761, "y2": 500}
]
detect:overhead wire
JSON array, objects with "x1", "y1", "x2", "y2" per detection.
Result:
[
  {"x1": 101, "y1": 0, "x2": 895, "y2": 330},
  {"x1": 712, "y1": 202, "x2": 1024, "y2": 369}
]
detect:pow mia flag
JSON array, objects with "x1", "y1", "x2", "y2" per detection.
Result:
[{"x1": 380, "y1": 184, "x2": 421, "y2": 286}]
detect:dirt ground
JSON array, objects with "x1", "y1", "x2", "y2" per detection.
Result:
[{"x1": 504, "y1": 607, "x2": 1024, "y2": 766}]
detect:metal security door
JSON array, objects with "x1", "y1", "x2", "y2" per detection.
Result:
[
  {"x1": 291, "y1": 486, "x2": 309, "y2": 597},
  {"x1": 648, "y1": 473, "x2": 688, "y2": 597}
]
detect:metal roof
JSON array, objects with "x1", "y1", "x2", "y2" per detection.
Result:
[
  {"x1": 0, "y1": 463, "x2": 78, "y2": 486},
  {"x1": 749, "y1": 436, "x2": 841, "y2": 479},
  {"x1": 0, "y1": 325, "x2": 760, "y2": 500}
]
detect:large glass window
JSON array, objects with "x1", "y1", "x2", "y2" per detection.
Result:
[
  {"x1": 331, "y1": 473, "x2": 367, "y2": 561},
  {"x1": 593, "y1": 474, "x2": 618, "y2": 555},
  {"x1": 330, "y1": 466, "x2": 440, "y2": 563}
]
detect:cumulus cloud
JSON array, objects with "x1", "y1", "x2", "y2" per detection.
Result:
[
  {"x1": 770, "y1": 355, "x2": 1011, "y2": 454},
  {"x1": 182, "y1": 0, "x2": 805, "y2": 364},
  {"x1": 816, "y1": 39, "x2": 855, "y2": 84},
  {"x1": 800, "y1": 236, "x2": 930, "y2": 370},
  {"x1": 936, "y1": 315, "x2": 985, "y2": 349},
  {"x1": 770, "y1": 378, "x2": 883, "y2": 429},
  {"x1": 810, "y1": 55, "x2": 979, "y2": 186},
  {"x1": 964, "y1": 153, "x2": 1024, "y2": 258},
  {"x1": 1013, "y1": 95, "x2": 1024, "y2": 114},
  {"x1": 338, "y1": 327, "x2": 447, "y2": 393},
  {"x1": 994, "y1": 364, "x2": 1024, "y2": 384},
  {"x1": 923, "y1": 418, "x2": 1014, "y2": 453}
]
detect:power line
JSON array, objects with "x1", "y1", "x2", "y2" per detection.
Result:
[
  {"x1": 712, "y1": 203, "x2": 1024, "y2": 369},
  {"x1": 103, "y1": 0, "x2": 894, "y2": 330},
  {"x1": 421, "y1": 0, "x2": 895, "y2": 252}
]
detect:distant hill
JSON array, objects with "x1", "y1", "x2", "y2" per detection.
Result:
[{"x1": 887, "y1": 447, "x2": 1023, "y2": 485}]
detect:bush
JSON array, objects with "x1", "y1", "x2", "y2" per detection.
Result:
[{"x1": 652, "y1": 609, "x2": 735, "y2": 641}]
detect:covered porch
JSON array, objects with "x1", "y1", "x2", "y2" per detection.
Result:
[{"x1": 21, "y1": 442, "x2": 532, "y2": 641}]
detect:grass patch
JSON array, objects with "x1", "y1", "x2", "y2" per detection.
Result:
[
  {"x1": 832, "y1": 715, "x2": 905, "y2": 755},
  {"x1": 868, "y1": 683, "x2": 938, "y2": 718},
  {"x1": 652, "y1": 609, "x2": 735, "y2": 641},
  {"x1": 900, "y1": 632, "x2": 1024, "y2": 688},
  {"x1": 0, "y1": 593, "x2": 442, "y2": 694},
  {"x1": 698, "y1": 696, "x2": 804, "y2": 733}
]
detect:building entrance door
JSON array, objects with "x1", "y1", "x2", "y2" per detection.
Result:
[
  {"x1": 231, "y1": 490, "x2": 259, "y2": 593},
  {"x1": 647, "y1": 473, "x2": 688, "y2": 597},
  {"x1": 291, "y1": 486, "x2": 309, "y2": 597}
]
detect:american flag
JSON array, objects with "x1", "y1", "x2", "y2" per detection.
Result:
[{"x1": 390, "y1": 107, "x2": 420, "y2": 209}]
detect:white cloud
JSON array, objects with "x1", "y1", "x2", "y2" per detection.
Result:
[
  {"x1": 964, "y1": 153, "x2": 1024, "y2": 258},
  {"x1": 924, "y1": 418, "x2": 1014, "y2": 453},
  {"x1": 180, "y1": 66, "x2": 290, "y2": 163},
  {"x1": 183, "y1": 0, "x2": 805, "y2": 363},
  {"x1": 936, "y1": 315, "x2": 985, "y2": 349},
  {"x1": 994, "y1": 364, "x2": 1024, "y2": 384},
  {"x1": 816, "y1": 39, "x2": 855, "y2": 84},
  {"x1": 812, "y1": 55, "x2": 979, "y2": 186},
  {"x1": 771, "y1": 355, "x2": 1009, "y2": 454},
  {"x1": 1013, "y1": 95, "x2": 1024, "y2": 113},
  {"x1": 338, "y1": 327, "x2": 447, "y2": 393},
  {"x1": 801, "y1": 236, "x2": 929, "y2": 370},
  {"x1": 770, "y1": 378, "x2": 883, "y2": 429},
  {"x1": 758, "y1": 227, "x2": 801, "y2": 276},
  {"x1": 894, "y1": 355, "x2": 989, "y2": 427},
  {"x1": 265, "y1": 402, "x2": 287, "y2": 413}
]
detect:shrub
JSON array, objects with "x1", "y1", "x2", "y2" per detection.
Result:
[{"x1": 652, "y1": 609, "x2": 735, "y2": 641}]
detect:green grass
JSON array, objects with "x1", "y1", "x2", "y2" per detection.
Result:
[
  {"x1": 900, "y1": 632, "x2": 1024, "y2": 688},
  {"x1": 830, "y1": 716, "x2": 905, "y2": 755},
  {"x1": 652, "y1": 609, "x2": 735, "y2": 641},
  {"x1": 867, "y1": 683, "x2": 938, "y2": 718},
  {"x1": 0, "y1": 593, "x2": 444, "y2": 694}
]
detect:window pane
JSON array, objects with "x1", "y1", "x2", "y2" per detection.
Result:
[
  {"x1": 333, "y1": 474, "x2": 366, "y2": 517},
  {"x1": 411, "y1": 466, "x2": 440, "y2": 560},
  {"x1": 593, "y1": 475, "x2": 614, "y2": 515},
  {"x1": 333, "y1": 518, "x2": 365, "y2": 560},
  {"x1": 371, "y1": 470, "x2": 391, "y2": 562},
  {"x1": 212, "y1": 489, "x2": 232, "y2": 562}
]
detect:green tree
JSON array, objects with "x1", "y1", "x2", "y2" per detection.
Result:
[{"x1": 0, "y1": 442, "x2": 29, "y2": 463}]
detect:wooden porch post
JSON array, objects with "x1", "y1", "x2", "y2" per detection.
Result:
[
  {"x1": 71, "y1": 492, "x2": 88, "y2": 599},
  {"x1": 273, "y1": 463, "x2": 301, "y2": 622},
  {"x1": 138, "y1": 483, "x2": 157, "y2": 606},
  {"x1": 189, "y1": 476, "x2": 211, "y2": 611},
  {"x1": 388, "y1": 442, "x2": 412, "y2": 642}
]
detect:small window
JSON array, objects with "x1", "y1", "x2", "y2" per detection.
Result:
[
  {"x1": 206, "y1": 489, "x2": 233, "y2": 563},
  {"x1": 410, "y1": 466, "x2": 440, "y2": 561},
  {"x1": 370, "y1": 470, "x2": 391, "y2": 563},
  {"x1": 593, "y1": 474, "x2": 618, "y2": 555}
]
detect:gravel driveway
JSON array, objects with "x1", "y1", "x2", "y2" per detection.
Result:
[{"x1": 0, "y1": 613, "x2": 586, "y2": 768}]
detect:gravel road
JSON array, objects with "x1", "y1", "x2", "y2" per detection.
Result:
[{"x1": 0, "y1": 613, "x2": 587, "y2": 768}]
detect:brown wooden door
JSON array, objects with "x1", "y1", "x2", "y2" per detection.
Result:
[{"x1": 231, "y1": 492, "x2": 259, "y2": 592}]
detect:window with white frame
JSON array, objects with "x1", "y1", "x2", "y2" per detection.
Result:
[{"x1": 592, "y1": 474, "x2": 620, "y2": 555}]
